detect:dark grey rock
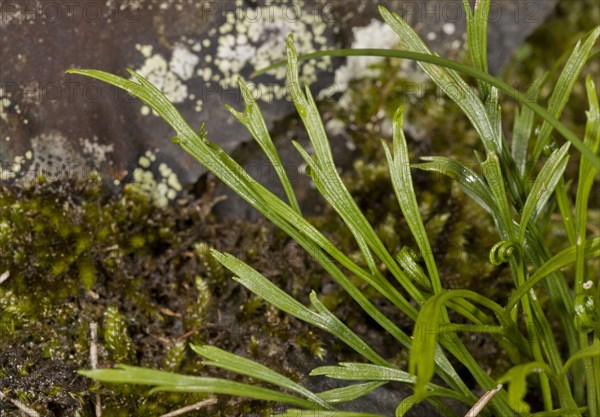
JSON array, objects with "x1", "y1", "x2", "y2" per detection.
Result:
[{"x1": 1, "y1": 0, "x2": 557, "y2": 205}]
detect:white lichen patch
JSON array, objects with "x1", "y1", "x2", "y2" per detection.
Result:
[
  {"x1": 29, "y1": 132, "x2": 87, "y2": 180},
  {"x1": 79, "y1": 136, "x2": 115, "y2": 164},
  {"x1": 331, "y1": 19, "x2": 399, "y2": 93},
  {"x1": 330, "y1": 18, "x2": 431, "y2": 110},
  {"x1": 129, "y1": 150, "x2": 182, "y2": 207},
  {"x1": 210, "y1": 0, "x2": 331, "y2": 101},
  {"x1": 1, "y1": 132, "x2": 92, "y2": 182},
  {"x1": 134, "y1": 43, "x2": 202, "y2": 116},
  {"x1": 169, "y1": 44, "x2": 200, "y2": 81},
  {"x1": 135, "y1": 51, "x2": 188, "y2": 104}
]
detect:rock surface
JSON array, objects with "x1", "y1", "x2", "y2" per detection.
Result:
[{"x1": 1, "y1": 0, "x2": 558, "y2": 206}]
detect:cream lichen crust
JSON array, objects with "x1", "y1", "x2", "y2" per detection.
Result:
[
  {"x1": 131, "y1": 0, "x2": 332, "y2": 114},
  {"x1": 134, "y1": 44, "x2": 193, "y2": 106},
  {"x1": 211, "y1": 0, "x2": 331, "y2": 101},
  {"x1": 131, "y1": 150, "x2": 182, "y2": 207}
]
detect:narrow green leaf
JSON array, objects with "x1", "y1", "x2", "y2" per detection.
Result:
[
  {"x1": 395, "y1": 247, "x2": 431, "y2": 291},
  {"x1": 316, "y1": 382, "x2": 385, "y2": 404},
  {"x1": 526, "y1": 407, "x2": 588, "y2": 417},
  {"x1": 497, "y1": 362, "x2": 556, "y2": 414},
  {"x1": 561, "y1": 344, "x2": 600, "y2": 379},
  {"x1": 485, "y1": 87, "x2": 527, "y2": 208},
  {"x1": 227, "y1": 77, "x2": 301, "y2": 214},
  {"x1": 210, "y1": 250, "x2": 317, "y2": 323},
  {"x1": 309, "y1": 292, "x2": 390, "y2": 367},
  {"x1": 251, "y1": 46, "x2": 598, "y2": 168},
  {"x1": 384, "y1": 107, "x2": 441, "y2": 293},
  {"x1": 275, "y1": 410, "x2": 384, "y2": 417},
  {"x1": 310, "y1": 363, "x2": 415, "y2": 383},
  {"x1": 378, "y1": 6, "x2": 499, "y2": 153},
  {"x1": 414, "y1": 156, "x2": 495, "y2": 214},
  {"x1": 532, "y1": 26, "x2": 600, "y2": 165},
  {"x1": 462, "y1": 0, "x2": 491, "y2": 98},
  {"x1": 506, "y1": 236, "x2": 600, "y2": 311},
  {"x1": 512, "y1": 76, "x2": 546, "y2": 175},
  {"x1": 481, "y1": 152, "x2": 515, "y2": 241},
  {"x1": 285, "y1": 38, "x2": 425, "y2": 309},
  {"x1": 575, "y1": 76, "x2": 600, "y2": 292},
  {"x1": 211, "y1": 250, "x2": 389, "y2": 367},
  {"x1": 191, "y1": 344, "x2": 332, "y2": 409},
  {"x1": 310, "y1": 363, "x2": 470, "y2": 405},
  {"x1": 518, "y1": 143, "x2": 571, "y2": 241},
  {"x1": 79, "y1": 365, "x2": 318, "y2": 409},
  {"x1": 396, "y1": 393, "x2": 461, "y2": 417},
  {"x1": 409, "y1": 290, "x2": 505, "y2": 398}
]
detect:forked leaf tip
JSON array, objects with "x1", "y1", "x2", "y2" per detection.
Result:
[
  {"x1": 393, "y1": 106, "x2": 405, "y2": 124},
  {"x1": 286, "y1": 34, "x2": 297, "y2": 56},
  {"x1": 209, "y1": 248, "x2": 224, "y2": 260}
]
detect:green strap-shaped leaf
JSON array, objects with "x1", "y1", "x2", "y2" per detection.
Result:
[
  {"x1": 293, "y1": 140, "x2": 417, "y2": 311},
  {"x1": 275, "y1": 410, "x2": 384, "y2": 417},
  {"x1": 497, "y1": 362, "x2": 557, "y2": 414},
  {"x1": 211, "y1": 250, "x2": 389, "y2": 367},
  {"x1": 383, "y1": 107, "x2": 441, "y2": 293},
  {"x1": 413, "y1": 156, "x2": 496, "y2": 214},
  {"x1": 310, "y1": 362, "x2": 415, "y2": 383},
  {"x1": 532, "y1": 27, "x2": 600, "y2": 166},
  {"x1": 379, "y1": 6, "x2": 499, "y2": 153},
  {"x1": 227, "y1": 77, "x2": 301, "y2": 214},
  {"x1": 316, "y1": 382, "x2": 385, "y2": 404},
  {"x1": 409, "y1": 290, "x2": 506, "y2": 399},
  {"x1": 79, "y1": 365, "x2": 318, "y2": 409},
  {"x1": 191, "y1": 344, "x2": 332, "y2": 409},
  {"x1": 285, "y1": 37, "x2": 423, "y2": 307},
  {"x1": 395, "y1": 246, "x2": 431, "y2": 291},
  {"x1": 481, "y1": 152, "x2": 515, "y2": 241},
  {"x1": 506, "y1": 236, "x2": 600, "y2": 311},
  {"x1": 518, "y1": 143, "x2": 571, "y2": 241},
  {"x1": 561, "y1": 343, "x2": 600, "y2": 379},
  {"x1": 461, "y1": 0, "x2": 491, "y2": 98},
  {"x1": 310, "y1": 363, "x2": 470, "y2": 404},
  {"x1": 512, "y1": 75, "x2": 546, "y2": 175},
  {"x1": 396, "y1": 392, "x2": 461, "y2": 417}
]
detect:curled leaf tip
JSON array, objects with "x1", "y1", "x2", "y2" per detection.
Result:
[{"x1": 489, "y1": 241, "x2": 516, "y2": 265}]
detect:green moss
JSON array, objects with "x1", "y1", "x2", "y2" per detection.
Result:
[
  {"x1": 0, "y1": 176, "x2": 333, "y2": 416},
  {"x1": 103, "y1": 306, "x2": 135, "y2": 363}
]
